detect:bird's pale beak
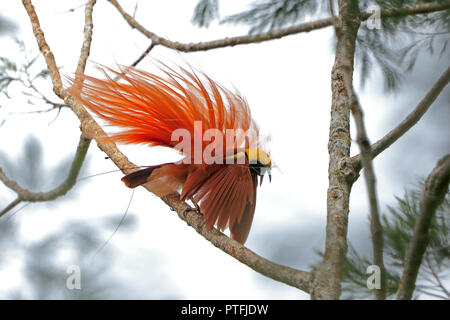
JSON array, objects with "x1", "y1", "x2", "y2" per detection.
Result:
[{"x1": 259, "y1": 168, "x2": 272, "y2": 186}]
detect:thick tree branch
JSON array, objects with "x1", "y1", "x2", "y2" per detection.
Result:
[
  {"x1": 397, "y1": 154, "x2": 450, "y2": 300},
  {"x1": 108, "y1": 0, "x2": 450, "y2": 52},
  {"x1": 0, "y1": 136, "x2": 90, "y2": 217},
  {"x1": 22, "y1": 0, "x2": 312, "y2": 293},
  {"x1": 351, "y1": 66, "x2": 450, "y2": 172},
  {"x1": 310, "y1": 0, "x2": 360, "y2": 300}
]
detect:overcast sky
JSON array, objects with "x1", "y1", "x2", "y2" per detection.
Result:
[{"x1": 0, "y1": 0, "x2": 448, "y2": 299}]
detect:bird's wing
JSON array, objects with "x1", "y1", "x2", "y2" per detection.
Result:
[
  {"x1": 184, "y1": 161, "x2": 257, "y2": 244},
  {"x1": 230, "y1": 173, "x2": 258, "y2": 244}
]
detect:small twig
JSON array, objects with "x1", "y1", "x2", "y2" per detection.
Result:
[
  {"x1": 9, "y1": 105, "x2": 64, "y2": 115},
  {"x1": 132, "y1": 0, "x2": 138, "y2": 19},
  {"x1": 329, "y1": 0, "x2": 336, "y2": 19},
  {"x1": 130, "y1": 42, "x2": 155, "y2": 67},
  {"x1": 424, "y1": 254, "x2": 450, "y2": 298},
  {"x1": 351, "y1": 66, "x2": 450, "y2": 173},
  {"x1": 111, "y1": 42, "x2": 155, "y2": 82},
  {"x1": 60, "y1": 2, "x2": 86, "y2": 13},
  {"x1": 397, "y1": 154, "x2": 450, "y2": 300},
  {"x1": 418, "y1": 289, "x2": 449, "y2": 299},
  {"x1": 0, "y1": 197, "x2": 22, "y2": 218},
  {"x1": 22, "y1": 67, "x2": 63, "y2": 108}
]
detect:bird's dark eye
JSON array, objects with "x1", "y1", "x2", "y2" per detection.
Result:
[{"x1": 249, "y1": 161, "x2": 267, "y2": 176}]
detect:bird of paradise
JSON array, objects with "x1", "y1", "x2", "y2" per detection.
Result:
[{"x1": 68, "y1": 63, "x2": 272, "y2": 244}]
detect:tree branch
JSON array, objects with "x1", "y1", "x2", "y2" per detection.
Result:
[
  {"x1": 351, "y1": 66, "x2": 450, "y2": 173},
  {"x1": 344, "y1": 78, "x2": 386, "y2": 299},
  {"x1": 364, "y1": 1, "x2": 450, "y2": 20},
  {"x1": 22, "y1": 0, "x2": 312, "y2": 293},
  {"x1": 0, "y1": 197, "x2": 22, "y2": 218},
  {"x1": 310, "y1": 0, "x2": 360, "y2": 300},
  {"x1": 0, "y1": 136, "x2": 90, "y2": 209},
  {"x1": 329, "y1": 0, "x2": 336, "y2": 19},
  {"x1": 397, "y1": 154, "x2": 450, "y2": 300},
  {"x1": 22, "y1": 0, "x2": 64, "y2": 98},
  {"x1": 108, "y1": 0, "x2": 450, "y2": 53},
  {"x1": 108, "y1": 0, "x2": 334, "y2": 51},
  {"x1": 130, "y1": 42, "x2": 155, "y2": 67},
  {"x1": 75, "y1": 0, "x2": 97, "y2": 77},
  {"x1": 1, "y1": 0, "x2": 96, "y2": 216},
  {"x1": 424, "y1": 253, "x2": 450, "y2": 298}
]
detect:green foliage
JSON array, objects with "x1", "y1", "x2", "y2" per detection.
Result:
[
  {"x1": 0, "y1": 57, "x2": 18, "y2": 93},
  {"x1": 221, "y1": 0, "x2": 326, "y2": 34},
  {"x1": 341, "y1": 182, "x2": 449, "y2": 299},
  {"x1": 191, "y1": 0, "x2": 450, "y2": 91},
  {"x1": 0, "y1": 40, "x2": 50, "y2": 99},
  {"x1": 191, "y1": 0, "x2": 219, "y2": 28},
  {"x1": 340, "y1": 244, "x2": 401, "y2": 298},
  {"x1": 355, "y1": 1, "x2": 450, "y2": 90},
  {"x1": 0, "y1": 40, "x2": 59, "y2": 128},
  {"x1": 355, "y1": 29, "x2": 404, "y2": 91}
]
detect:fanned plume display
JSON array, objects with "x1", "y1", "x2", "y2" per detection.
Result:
[{"x1": 68, "y1": 63, "x2": 272, "y2": 244}]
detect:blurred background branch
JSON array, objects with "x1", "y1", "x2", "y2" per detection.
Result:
[
  {"x1": 351, "y1": 66, "x2": 450, "y2": 173},
  {"x1": 0, "y1": 136, "x2": 90, "y2": 217},
  {"x1": 397, "y1": 154, "x2": 450, "y2": 299},
  {"x1": 345, "y1": 79, "x2": 386, "y2": 300}
]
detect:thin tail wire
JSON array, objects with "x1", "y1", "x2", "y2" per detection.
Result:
[
  {"x1": 77, "y1": 165, "x2": 153, "y2": 182},
  {"x1": 88, "y1": 188, "x2": 135, "y2": 261}
]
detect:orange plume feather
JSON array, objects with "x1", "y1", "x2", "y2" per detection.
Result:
[{"x1": 68, "y1": 63, "x2": 270, "y2": 244}]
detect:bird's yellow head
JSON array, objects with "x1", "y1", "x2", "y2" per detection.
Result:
[
  {"x1": 245, "y1": 149, "x2": 272, "y2": 167},
  {"x1": 245, "y1": 148, "x2": 272, "y2": 185}
]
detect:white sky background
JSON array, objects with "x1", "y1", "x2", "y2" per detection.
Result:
[{"x1": 0, "y1": 0, "x2": 448, "y2": 299}]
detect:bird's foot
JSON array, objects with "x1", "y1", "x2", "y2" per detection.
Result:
[{"x1": 181, "y1": 203, "x2": 201, "y2": 217}]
